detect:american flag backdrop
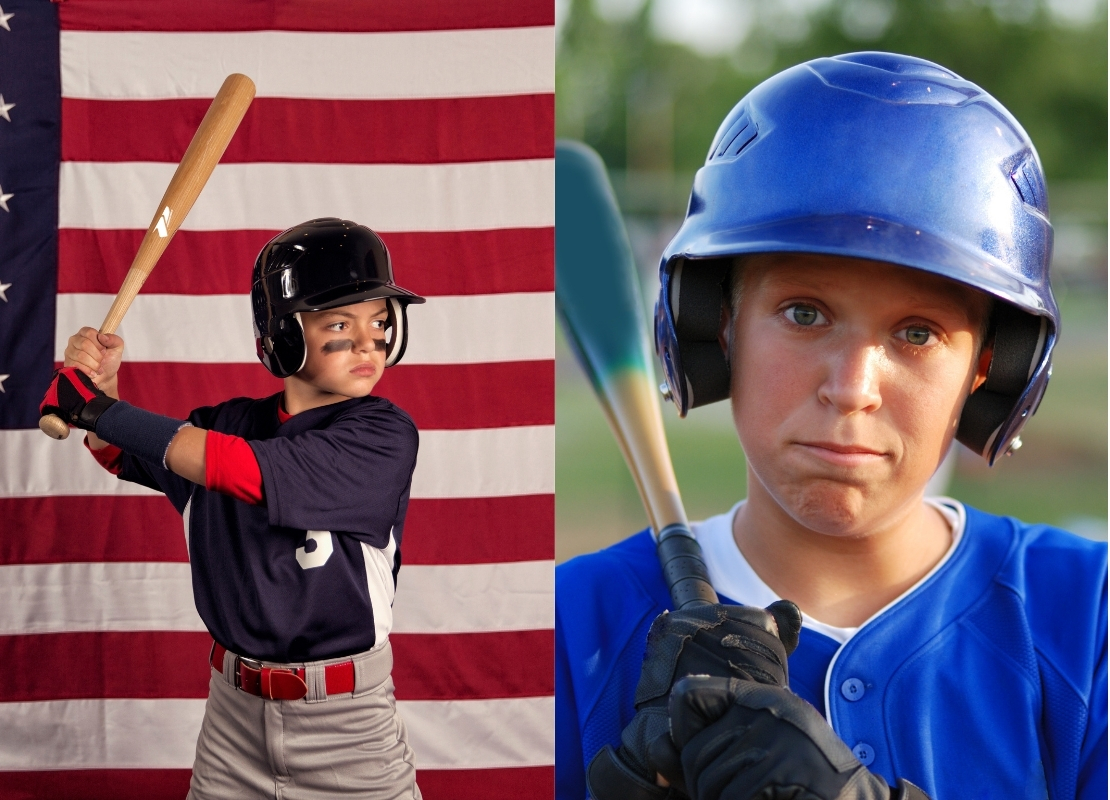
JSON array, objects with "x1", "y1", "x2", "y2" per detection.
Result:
[{"x1": 0, "y1": 2, "x2": 554, "y2": 798}]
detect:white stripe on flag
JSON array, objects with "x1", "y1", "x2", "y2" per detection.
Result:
[
  {"x1": 58, "y1": 160, "x2": 554, "y2": 232},
  {"x1": 393, "y1": 560, "x2": 553, "y2": 633},
  {"x1": 0, "y1": 696, "x2": 553, "y2": 769},
  {"x1": 60, "y1": 28, "x2": 555, "y2": 101},
  {"x1": 402, "y1": 696, "x2": 555, "y2": 769},
  {"x1": 54, "y1": 293, "x2": 555, "y2": 365},
  {"x1": 0, "y1": 426, "x2": 554, "y2": 499},
  {"x1": 411, "y1": 425, "x2": 554, "y2": 499},
  {"x1": 0, "y1": 561, "x2": 553, "y2": 636},
  {"x1": 0, "y1": 562, "x2": 204, "y2": 636}
]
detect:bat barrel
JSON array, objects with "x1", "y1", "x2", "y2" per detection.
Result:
[{"x1": 657, "y1": 524, "x2": 717, "y2": 608}]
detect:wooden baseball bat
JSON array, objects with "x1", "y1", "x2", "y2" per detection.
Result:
[
  {"x1": 40, "y1": 73, "x2": 256, "y2": 440},
  {"x1": 555, "y1": 141, "x2": 717, "y2": 609}
]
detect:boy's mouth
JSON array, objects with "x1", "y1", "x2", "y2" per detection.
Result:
[
  {"x1": 349, "y1": 362, "x2": 378, "y2": 377},
  {"x1": 795, "y1": 441, "x2": 888, "y2": 465}
]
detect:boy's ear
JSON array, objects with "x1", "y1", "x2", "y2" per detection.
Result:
[{"x1": 971, "y1": 341, "x2": 993, "y2": 393}]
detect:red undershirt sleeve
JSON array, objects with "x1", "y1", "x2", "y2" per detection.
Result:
[
  {"x1": 204, "y1": 429, "x2": 264, "y2": 505},
  {"x1": 83, "y1": 436, "x2": 124, "y2": 475}
]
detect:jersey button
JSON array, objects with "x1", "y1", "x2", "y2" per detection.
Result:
[
  {"x1": 840, "y1": 677, "x2": 866, "y2": 701},
  {"x1": 852, "y1": 743, "x2": 876, "y2": 767}
]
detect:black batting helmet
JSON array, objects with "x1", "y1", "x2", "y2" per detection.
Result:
[{"x1": 251, "y1": 218, "x2": 425, "y2": 378}]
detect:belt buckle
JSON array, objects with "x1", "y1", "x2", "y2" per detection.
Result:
[{"x1": 234, "y1": 655, "x2": 263, "y2": 691}]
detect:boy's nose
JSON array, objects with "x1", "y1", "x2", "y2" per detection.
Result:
[
  {"x1": 817, "y1": 344, "x2": 884, "y2": 415},
  {"x1": 354, "y1": 325, "x2": 388, "y2": 354}
]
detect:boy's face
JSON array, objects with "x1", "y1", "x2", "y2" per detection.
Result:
[
  {"x1": 295, "y1": 299, "x2": 390, "y2": 398},
  {"x1": 724, "y1": 254, "x2": 991, "y2": 537}
]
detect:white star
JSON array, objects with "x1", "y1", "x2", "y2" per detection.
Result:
[
  {"x1": 0, "y1": 375, "x2": 8, "y2": 393},
  {"x1": 0, "y1": 187, "x2": 12, "y2": 212},
  {"x1": 0, "y1": 96, "x2": 14, "y2": 122},
  {"x1": 0, "y1": 7, "x2": 13, "y2": 32},
  {"x1": 0, "y1": 281, "x2": 9, "y2": 302}
]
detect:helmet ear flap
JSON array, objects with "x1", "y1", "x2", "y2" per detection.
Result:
[
  {"x1": 956, "y1": 306, "x2": 1049, "y2": 462},
  {"x1": 384, "y1": 298, "x2": 409, "y2": 367},
  {"x1": 263, "y1": 312, "x2": 307, "y2": 378}
]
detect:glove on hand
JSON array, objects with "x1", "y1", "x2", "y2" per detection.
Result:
[
  {"x1": 586, "y1": 601, "x2": 803, "y2": 800},
  {"x1": 667, "y1": 675, "x2": 933, "y2": 800},
  {"x1": 40, "y1": 367, "x2": 117, "y2": 432}
]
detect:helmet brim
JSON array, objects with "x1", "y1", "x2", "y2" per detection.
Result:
[
  {"x1": 299, "y1": 282, "x2": 426, "y2": 312},
  {"x1": 667, "y1": 213, "x2": 1057, "y2": 322}
]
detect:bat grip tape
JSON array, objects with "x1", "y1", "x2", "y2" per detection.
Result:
[
  {"x1": 656, "y1": 523, "x2": 719, "y2": 609},
  {"x1": 94, "y1": 401, "x2": 192, "y2": 469}
]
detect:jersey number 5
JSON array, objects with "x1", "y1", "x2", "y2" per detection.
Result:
[{"x1": 297, "y1": 530, "x2": 334, "y2": 569}]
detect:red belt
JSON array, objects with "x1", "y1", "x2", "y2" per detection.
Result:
[{"x1": 211, "y1": 642, "x2": 356, "y2": 701}]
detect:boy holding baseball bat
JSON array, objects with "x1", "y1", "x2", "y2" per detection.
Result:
[
  {"x1": 556, "y1": 54, "x2": 1106, "y2": 800},
  {"x1": 42, "y1": 218, "x2": 425, "y2": 800}
]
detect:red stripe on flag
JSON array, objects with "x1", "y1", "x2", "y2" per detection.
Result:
[
  {"x1": 58, "y1": 0, "x2": 554, "y2": 32},
  {"x1": 0, "y1": 497, "x2": 190, "y2": 565},
  {"x1": 57, "y1": 362, "x2": 553, "y2": 431},
  {"x1": 0, "y1": 767, "x2": 552, "y2": 800},
  {"x1": 392, "y1": 630, "x2": 553, "y2": 701},
  {"x1": 417, "y1": 767, "x2": 554, "y2": 800},
  {"x1": 58, "y1": 228, "x2": 554, "y2": 296},
  {"x1": 0, "y1": 769, "x2": 192, "y2": 800},
  {"x1": 63, "y1": 96, "x2": 554, "y2": 164},
  {"x1": 402, "y1": 495, "x2": 555, "y2": 564},
  {"x1": 0, "y1": 630, "x2": 551, "y2": 702},
  {"x1": 0, "y1": 495, "x2": 553, "y2": 566},
  {"x1": 0, "y1": 632, "x2": 211, "y2": 701}
]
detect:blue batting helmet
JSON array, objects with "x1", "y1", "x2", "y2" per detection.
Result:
[{"x1": 655, "y1": 51, "x2": 1057, "y2": 465}]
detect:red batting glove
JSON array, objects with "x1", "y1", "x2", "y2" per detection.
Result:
[{"x1": 40, "y1": 367, "x2": 118, "y2": 432}]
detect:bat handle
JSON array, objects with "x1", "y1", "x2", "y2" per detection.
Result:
[{"x1": 657, "y1": 523, "x2": 719, "y2": 608}]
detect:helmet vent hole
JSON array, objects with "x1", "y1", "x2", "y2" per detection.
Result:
[{"x1": 710, "y1": 110, "x2": 758, "y2": 162}]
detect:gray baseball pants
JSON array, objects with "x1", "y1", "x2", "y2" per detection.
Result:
[{"x1": 187, "y1": 639, "x2": 421, "y2": 800}]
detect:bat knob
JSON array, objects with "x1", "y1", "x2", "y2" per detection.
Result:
[{"x1": 39, "y1": 414, "x2": 71, "y2": 440}]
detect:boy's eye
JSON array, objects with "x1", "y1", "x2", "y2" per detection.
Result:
[
  {"x1": 901, "y1": 326, "x2": 934, "y2": 346},
  {"x1": 783, "y1": 304, "x2": 824, "y2": 326},
  {"x1": 326, "y1": 321, "x2": 346, "y2": 331}
]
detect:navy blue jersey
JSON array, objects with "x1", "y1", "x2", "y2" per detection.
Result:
[
  {"x1": 116, "y1": 393, "x2": 418, "y2": 662},
  {"x1": 556, "y1": 505, "x2": 1108, "y2": 800}
]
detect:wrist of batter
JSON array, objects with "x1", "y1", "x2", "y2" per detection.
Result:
[{"x1": 93, "y1": 401, "x2": 192, "y2": 469}]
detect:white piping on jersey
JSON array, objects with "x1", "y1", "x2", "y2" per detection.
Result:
[
  {"x1": 820, "y1": 498, "x2": 966, "y2": 731},
  {"x1": 361, "y1": 529, "x2": 399, "y2": 649},
  {"x1": 692, "y1": 497, "x2": 966, "y2": 727},
  {"x1": 181, "y1": 488, "x2": 194, "y2": 559}
]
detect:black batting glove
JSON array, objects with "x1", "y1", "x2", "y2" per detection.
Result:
[
  {"x1": 668, "y1": 676, "x2": 933, "y2": 800},
  {"x1": 40, "y1": 367, "x2": 117, "y2": 432},
  {"x1": 586, "y1": 601, "x2": 803, "y2": 800}
]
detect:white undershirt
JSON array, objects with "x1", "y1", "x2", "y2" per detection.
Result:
[{"x1": 691, "y1": 498, "x2": 966, "y2": 644}]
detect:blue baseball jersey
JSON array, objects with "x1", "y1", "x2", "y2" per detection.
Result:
[
  {"x1": 556, "y1": 505, "x2": 1107, "y2": 800},
  {"x1": 115, "y1": 392, "x2": 418, "y2": 663}
]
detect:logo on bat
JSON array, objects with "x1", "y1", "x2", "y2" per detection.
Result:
[{"x1": 155, "y1": 206, "x2": 172, "y2": 238}]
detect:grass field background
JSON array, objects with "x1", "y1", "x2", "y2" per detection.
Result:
[{"x1": 556, "y1": 288, "x2": 1108, "y2": 563}]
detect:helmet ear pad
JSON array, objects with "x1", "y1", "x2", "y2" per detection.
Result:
[
  {"x1": 956, "y1": 304, "x2": 1050, "y2": 462},
  {"x1": 264, "y1": 313, "x2": 308, "y2": 379},
  {"x1": 666, "y1": 259, "x2": 732, "y2": 411}
]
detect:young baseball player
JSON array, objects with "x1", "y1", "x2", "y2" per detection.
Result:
[
  {"x1": 556, "y1": 53, "x2": 1107, "y2": 800},
  {"x1": 41, "y1": 218, "x2": 426, "y2": 799}
]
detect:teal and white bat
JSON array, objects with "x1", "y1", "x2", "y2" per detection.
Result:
[{"x1": 555, "y1": 140, "x2": 717, "y2": 609}]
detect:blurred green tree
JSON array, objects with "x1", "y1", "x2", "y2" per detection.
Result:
[{"x1": 556, "y1": 0, "x2": 1107, "y2": 181}]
